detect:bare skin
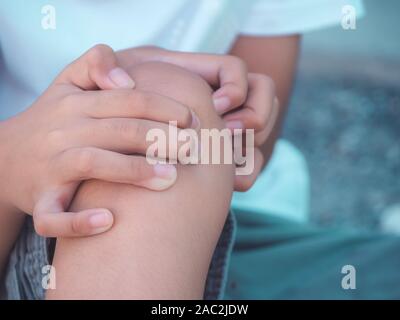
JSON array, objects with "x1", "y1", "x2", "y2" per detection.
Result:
[
  {"x1": 1, "y1": 36, "x2": 299, "y2": 296},
  {"x1": 0, "y1": 45, "x2": 195, "y2": 279},
  {"x1": 230, "y1": 35, "x2": 301, "y2": 164},
  {"x1": 47, "y1": 62, "x2": 235, "y2": 299},
  {"x1": 0, "y1": 42, "x2": 281, "y2": 282},
  {"x1": 45, "y1": 37, "x2": 301, "y2": 299},
  {"x1": 0, "y1": 45, "x2": 193, "y2": 240}
]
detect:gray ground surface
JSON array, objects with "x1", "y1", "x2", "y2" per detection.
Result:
[
  {"x1": 281, "y1": 0, "x2": 400, "y2": 230},
  {"x1": 283, "y1": 67, "x2": 400, "y2": 230}
]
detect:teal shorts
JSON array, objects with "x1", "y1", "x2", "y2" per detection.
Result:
[{"x1": 225, "y1": 209, "x2": 400, "y2": 299}]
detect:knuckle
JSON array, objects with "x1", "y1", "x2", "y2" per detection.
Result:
[
  {"x1": 74, "y1": 148, "x2": 96, "y2": 176},
  {"x1": 58, "y1": 93, "x2": 80, "y2": 113},
  {"x1": 33, "y1": 216, "x2": 48, "y2": 236},
  {"x1": 130, "y1": 91, "x2": 151, "y2": 115},
  {"x1": 231, "y1": 87, "x2": 247, "y2": 106},
  {"x1": 129, "y1": 158, "x2": 143, "y2": 180},
  {"x1": 179, "y1": 107, "x2": 192, "y2": 127},
  {"x1": 113, "y1": 119, "x2": 139, "y2": 137},
  {"x1": 226, "y1": 55, "x2": 247, "y2": 71},
  {"x1": 86, "y1": 44, "x2": 113, "y2": 66},
  {"x1": 59, "y1": 94, "x2": 73, "y2": 108},
  {"x1": 71, "y1": 215, "x2": 83, "y2": 235},
  {"x1": 250, "y1": 109, "x2": 269, "y2": 129},
  {"x1": 47, "y1": 128, "x2": 66, "y2": 147},
  {"x1": 132, "y1": 121, "x2": 147, "y2": 140},
  {"x1": 258, "y1": 74, "x2": 276, "y2": 93},
  {"x1": 104, "y1": 89, "x2": 125, "y2": 106}
]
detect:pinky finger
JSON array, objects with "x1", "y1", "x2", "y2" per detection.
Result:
[
  {"x1": 254, "y1": 97, "x2": 280, "y2": 147},
  {"x1": 234, "y1": 148, "x2": 264, "y2": 192}
]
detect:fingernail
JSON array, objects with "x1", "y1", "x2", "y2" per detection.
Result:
[
  {"x1": 191, "y1": 111, "x2": 201, "y2": 130},
  {"x1": 144, "y1": 164, "x2": 177, "y2": 191},
  {"x1": 154, "y1": 164, "x2": 177, "y2": 179},
  {"x1": 89, "y1": 210, "x2": 113, "y2": 229},
  {"x1": 108, "y1": 67, "x2": 135, "y2": 89},
  {"x1": 226, "y1": 120, "x2": 244, "y2": 131},
  {"x1": 213, "y1": 96, "x2": 231, "y2": 114}
]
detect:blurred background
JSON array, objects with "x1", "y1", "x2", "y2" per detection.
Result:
[{"x1": 283, "y1": 0, "x2": 400, "y2": 230}]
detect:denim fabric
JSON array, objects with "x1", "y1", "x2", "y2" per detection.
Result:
[
  {"x1": 3, "y1": 218, "x2": 49, "y2": 299},
  {"x1": 204, "y1": 212, "x2": 236, "y2": 300},
  {"x1": 2, "y1": 213, "x2": 236, "y2": 300}
]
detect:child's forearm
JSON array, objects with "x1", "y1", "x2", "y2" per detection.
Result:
[
  {"x1": 0, "y1": 122, "x2": 24, "y2": 276},
  {"x1": 230, "y1": 35, "x2": 300, "y2": 163}
]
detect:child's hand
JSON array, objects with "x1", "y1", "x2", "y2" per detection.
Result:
[
  {"x1": 0, "y1": 45, "x2": 197, "y2": 238},
  {"x1": 117, "y1": 46, "x2": 279, "y2": 191}
]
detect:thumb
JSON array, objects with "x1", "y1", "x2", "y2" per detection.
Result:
[
  {"x1": 33, "y1": 191, "x2": 114, "y2": 238},
  {"x1": 55, "y1": 44, "x2": 135, "y2": 90}
]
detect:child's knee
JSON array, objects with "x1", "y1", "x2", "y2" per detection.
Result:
[{"x1": 127, "y1": 61, "x2": 223, "y2": 131}]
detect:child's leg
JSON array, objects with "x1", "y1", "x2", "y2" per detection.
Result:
[{"x1": 47, "y1": 62, "x2": 235, "y2": 299}]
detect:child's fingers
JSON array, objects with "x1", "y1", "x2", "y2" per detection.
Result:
[
  {"x1": 55, "y1": 44, "x2": 135, "y2": 90},
  {"x1": 56, "y1": 147, "x2": 177, "y2": 191},
  {"x1": 211, "y1": 55, "x2": 249, "y2": 114},
  {"x1": 33, "y1": 195, "x2": 114, "y2": 237},
  {"x1": 222, "y1": 73, "x2": 278, "y2": 146},
  {"x1": 33, "y1": 148, "x2": 178, "y2": 238},
  {"x1": 254, "y1": 97, "x2": 280, "y2": 147},
  {"x1": 63, "y1": 118, "x2": 196, "y2": 159},
  {"x1": 234, "y1": 148, "x2": 264, "y2": 192},
  {"x1": 74, "y1": 89, "x2": 199, "y2": 129},
  {"x1": 158, "y1": 51, "x2": 249, "y2": 114},
  {"x1": 201, "y1": 54, "x2": 249, "y2": 113}
]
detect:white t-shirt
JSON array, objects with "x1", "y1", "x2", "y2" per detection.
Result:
[{"x1": 0, "y1": 0, "x2": 364, "y2": 120}]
